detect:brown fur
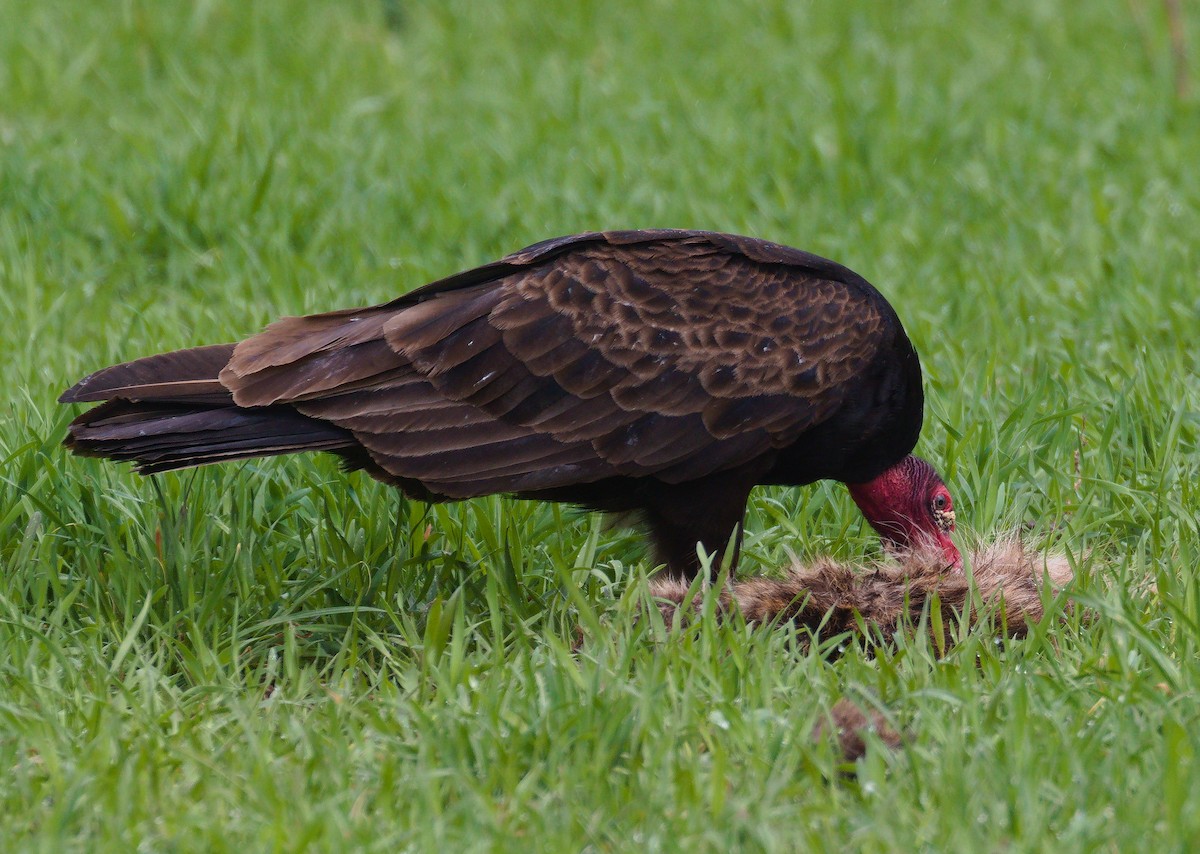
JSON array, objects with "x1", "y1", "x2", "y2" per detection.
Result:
[
  {"x1": 813, "y1": 699, "x2": 905, "y2": 761},
  {"x1": 648, "y1": 537, "x2": 1074, "y2": 651}
]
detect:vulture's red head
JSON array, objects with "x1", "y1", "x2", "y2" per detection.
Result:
[{"x1": 847, "y1": 455, "x2": 961, "y2": 569}]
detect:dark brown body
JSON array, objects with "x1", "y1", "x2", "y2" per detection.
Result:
[{"x1": 62, "y1": 230, "x2": 924, "y2": 577}]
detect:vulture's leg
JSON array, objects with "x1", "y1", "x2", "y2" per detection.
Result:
[{"x1": 643, "y1": 470, "x2": 758, "y2": 581}]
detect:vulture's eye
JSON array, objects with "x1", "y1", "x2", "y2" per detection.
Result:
[{"x1": 933, "y1": 494, "x2": 948, "y2": 512}]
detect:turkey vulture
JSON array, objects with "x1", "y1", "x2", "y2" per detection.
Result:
[{"x1": 60, "y1": 229, "x2": 960, "y2": 577}]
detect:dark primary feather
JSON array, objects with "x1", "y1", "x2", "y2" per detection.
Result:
[
  {"x1": 60, "y1": 344, "x2": 237, "y2": 405},
  {"x1": 61, "y1": 229, "x2": 925, "y2": 577}
]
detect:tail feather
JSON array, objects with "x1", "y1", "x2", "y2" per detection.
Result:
[{"x1": 61, "y1": 346, "x2": 357, "y2": 473}]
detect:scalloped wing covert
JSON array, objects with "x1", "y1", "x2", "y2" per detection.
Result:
[{"x1": 218, "y1": 231, "x2": 893, "y2": 496}]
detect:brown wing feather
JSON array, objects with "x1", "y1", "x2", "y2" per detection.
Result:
[
  {"x1": 392, "y1": 238, "x2": 886, "y2": 465},
  {"x1": 206, "y1": 230, "x2": 892, "y2": 495},
  {"x1": 222, "y1": 312, "x2": 391, "y2": 379},
  {"x1": 60, "y1": 344, "x2": 237, "y2": 404}
]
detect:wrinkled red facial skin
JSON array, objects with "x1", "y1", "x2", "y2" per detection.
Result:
[{"x1": 846, "y1": 455, "x2": 962, "y2": 569}]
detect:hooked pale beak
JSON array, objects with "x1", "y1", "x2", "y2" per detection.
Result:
[{"x1": 939, "y1": 531, "x2": 963, "y2": 570}]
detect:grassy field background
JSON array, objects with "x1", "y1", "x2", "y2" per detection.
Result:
[{"x1": 1, "y1": 0, "x2": 1198, "y2": 849}]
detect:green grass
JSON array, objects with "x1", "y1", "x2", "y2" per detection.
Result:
[{"x1": 1, "y1": 0, "x2": 1198, "y2": 849}]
